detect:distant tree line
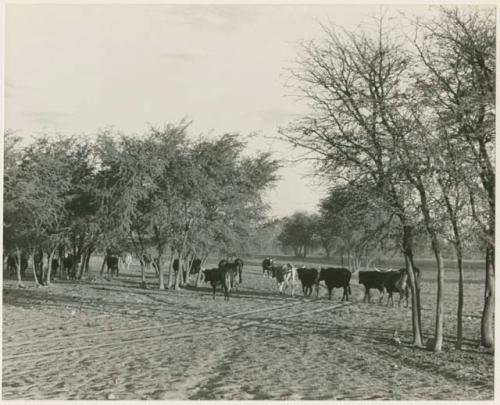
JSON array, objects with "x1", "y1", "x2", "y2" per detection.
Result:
[
  {"x1": 281, "y1": 7, "x2": 495, "y2": 351},
  {"x1": 4, "y1": 122, "x2": 280, "y2": 289}
]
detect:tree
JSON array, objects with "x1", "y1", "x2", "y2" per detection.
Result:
[
  {"x1": 412, "y1": 6, "x2": 495, "y2": 348},
  {"x1": 319, "y1": 183, "x2": 397, "y2": 271},
  {"x1": 281, "y1": 15, "x2": 425, "y2": 347},
  {"x1": 278, "y1": 212, "x2": 317, "y2": 258}
]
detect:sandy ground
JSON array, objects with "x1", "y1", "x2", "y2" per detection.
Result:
[{"x1": 2, "y1": 260, "x2": 494, "y2": 400}]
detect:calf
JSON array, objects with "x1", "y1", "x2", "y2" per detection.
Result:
[
  {"x1": 262, "y1": 257, "x2": 274, "y2": 277},
  {"x1": 274, "y1": 263, "x2": 297, "y2": 296},
  {"x1": 296, "y1": 267, "x2": 319, "y2": 297},
  {"x1": 318, "y1": 267, "x2": 352, "y2": 301}
]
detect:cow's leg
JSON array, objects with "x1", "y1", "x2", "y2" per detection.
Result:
[
  {"x1": 379, "y1": 289, "x2": 385, "y2": 303},
  {"x1": 328, "y1": 287, "x2": 332, "y2": 300},
  {"x1": 212, "y1": 283, "x2": 216, "y2": 300}
]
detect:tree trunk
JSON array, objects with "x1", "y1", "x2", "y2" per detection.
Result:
[
  {"x1": 402, "y1": 225, "x2": 424, "y2": 347},
  {"x1": 31, "y1": 250, "x2": 40, "y2": 287},
  {"x1": 46, "y1": 249, "x2": 56, "y2": 286},
  {"x1": 84, "y1": 249, "x2": 93, "y2": 279},
  {"x1": 158, "y1": 254, "x2": 165, "y2": 290},
  {"x1": 77, "y1": 247, "x2": 90, "y2": 280},
  {"x1": 196, "y1": 252, "x2": 208, "y2": 287},
  {"x1": 139, "y1": 257, "x2": 147, "y2": 288},
  {"x1": 431, "y1": 238, "x2": 445, "y2": 352},
  {"x1": 456, "y1": 251, "x2": 464, "y2": 350},
  {"x1": 15, "y1": 247, "x2": 24, "y2": 288},
  {"x1": 174, "y1": 252, "x2": 181, "y2": 290},
  {"x1": 167, "y1": 248, "x2": 174, "y2": 289},
  {"x1": 100, "y1": 256, "x2": 106, "y2": 277},
  {"x1": 481, "y1": 243, "x2": 494, "y2": 348},
  {"x1": 58, "y1": 245, "x2": 65, "y2": 279}
]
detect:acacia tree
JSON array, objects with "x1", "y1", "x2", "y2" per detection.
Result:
[
  {"x1": 281, "y1": 16, "x2": 425, "y2": 347},
  {"x1": 278, "y1": 212, "x2": 317, "y2": 258},
  {"x1": 319, "y1": 183, "x2": 398, "y2": 271},
  {"x1": 6, "y1": 137, "x2": 77, "y2": 286},
  {"x1": 411, "y1": 6, "x2": 495, "y2": 348}
]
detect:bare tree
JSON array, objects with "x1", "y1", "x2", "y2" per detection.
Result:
[
  {"x1": 281, "y1": 15, "x2": 425, "y2": 347},
  {"x1": 412, "y1": 6, "x2": 495, "y2": 348}
]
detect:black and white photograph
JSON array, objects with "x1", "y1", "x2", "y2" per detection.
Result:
[{"x1": 2, "y1": 3, "x2": 495, "y2": 400}]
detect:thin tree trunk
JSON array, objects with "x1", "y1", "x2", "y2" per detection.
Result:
[
  {"x1": 402, "y1": 225, "x2": 424, "y2": 348},
  {"x1": 481, "y1": 243, "x2": 494, "y2": 348},
  {"x1": 46, "y1": 249, "x2": 56, "y2": 286},
  {"x1": 100, "y1": 256, "x2": 106, "y2": 277},
  {"x1": 15, "y1": 247, "x2": 24, "y2": 288},
  {"x1": 431, "y1": 238, "x2": 445, "y2": 352},
  {"x1": 174, "y1": 252, "x2": 181, "y2": 290},
  {"x1": 456, "y1": 252, "x2": 464, "y2": 349},
  {"x1": 167, "y1": 248, "x2": 174, "y2": 289},
  {"x1": 31, "y1": 250, "x2": 40, "y2": 287},
  {"x1": 84, "y1": 249, "x2": 93, "y2": 279},
  {"x1": 139, "y1": 257, "x2": 147, "y2": 289},
  {"x1": 77, "y1": 247, "x2": 89, "y2": 280},
  {"x1": 158, "y1": 253, "x2": 165, "y2": 290},
  {"x1": 196, "y1": 251, "x2": 208, "y2": 287}
]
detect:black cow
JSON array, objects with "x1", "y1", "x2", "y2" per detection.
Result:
[
  {"x1": 296, "y1": 267, "x2": 319, "y2": 297},
  {"x1": 262, "y1": 257, "x2": 274, "y2": 277},
  {"x1": 387, "y1": 267, "x2": 421, "y2": 307},
  {"x1": 106, "y1": 256, "x2": 119, "y2": 277},
  {"x1": 203, "y1": 268, "x2": 221, "y2": 299},
  {"x1": 358, "y1": 270, "x2": 387, "y2": 302},
  {"x1": 203, "y1": 267, "x2": 234, "y2": 301},
  {"x1": 318, "y1": 267, "x2": 352, "y2": 301},
  {"x1": 63, "y1": 254, "x2": 81, "y2": 280}
]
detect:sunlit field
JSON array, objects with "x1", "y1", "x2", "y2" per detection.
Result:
[{"x1": 3, "y1": 254, "x2": 493, "y2": 400}]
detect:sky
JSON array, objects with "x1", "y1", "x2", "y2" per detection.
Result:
[{"x1": 5, "y1": 4, "x2": 436, "y2": 218}]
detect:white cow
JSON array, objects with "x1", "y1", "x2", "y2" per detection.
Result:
[
  {"x1": 275, "y1": 263, "x2": 297, "y2": 297},
  {"x1": 120, "y1": 253, "x2": 133, "y2": 273}
]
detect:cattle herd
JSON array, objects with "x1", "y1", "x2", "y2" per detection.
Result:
[
  {"x1": 5, "y1": 251, "x2": 419, "y2": 306},
  {"x1": 261, "y1": 257, "x2": 419, "y2": 306}
]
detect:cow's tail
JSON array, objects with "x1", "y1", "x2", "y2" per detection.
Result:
[{"x1": 348, "y1": 285, "x2": 352, "y2": 295}]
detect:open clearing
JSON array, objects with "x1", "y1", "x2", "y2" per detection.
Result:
[{"x1": 2, "y1": 257, "x2": 494, "y2": 400}]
